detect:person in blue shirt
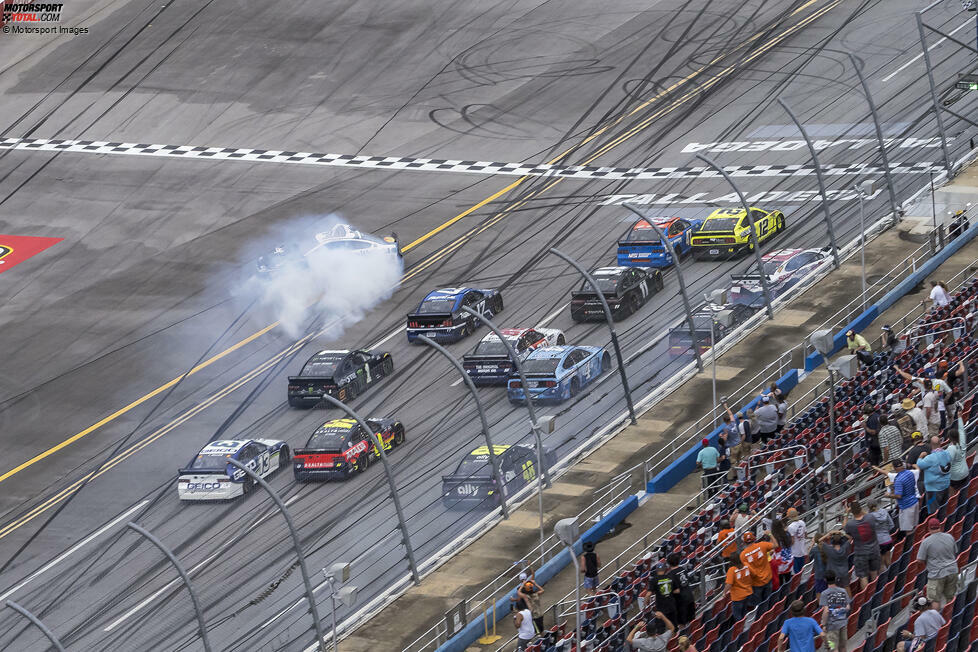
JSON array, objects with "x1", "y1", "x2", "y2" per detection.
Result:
[
  {"x1": 778, "y1": 600, "x2": 824, "y2": 652},
  {"x1": 696, "y1": 438, "x2": 721, "y2": 495},
  {"x1": 915, "y1": 437, "x2": 951, "y2": 515},
  {"x1": 878, "y1": 459, "x2": 920, "y2": 539}
]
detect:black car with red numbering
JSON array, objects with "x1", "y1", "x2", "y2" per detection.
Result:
[
  {"x1": 293, "y1": 417, "x2": 405, "y2": 481},
  {"x1": 287, "y1": 349, "x2": 393, "y2": 408}
]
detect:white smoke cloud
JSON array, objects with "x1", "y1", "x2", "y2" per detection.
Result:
[{"x1": 236, "y1": 214, "x2": 404, "y2": 340}]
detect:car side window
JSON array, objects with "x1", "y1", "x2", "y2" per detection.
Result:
[
  {"x1": 516, "y1": 334, "x2": 530, "y2": 352},
  {"x1": 239, "y1": 444, "x2": 257, "y2": 461},
  {"x1": 668, "y1": 221, "x2": 683, "y2": 237},
  {"x1": 463, "y1": 291, "x2": 484, "y2": 306},
  {"x1": 562, "y1": 354, "x2": 576, "y2": 370},
  {"x1": 750, "y1": 209, "x2": 765, "y2": 222},
  {"x1": 529, "y1": 331, "x2": 546, "y2": 345}
]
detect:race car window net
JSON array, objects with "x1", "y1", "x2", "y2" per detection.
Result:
[
  {"x1": 300, "y1": 360, "x2": 340, "y2": 376},
  {"x1": 307, "y1": 431, "x2": 350, "y2": 451},
  {"x1": 622, "y1": 226, "x2": 662, "y2": 242},
  {"x1": 473, "y1": 339, "x2": 513, "y2": 356},
  {"x1": 761, "y1": 261, "x2": 781, "y2": 275},
  {"x1": 580, "y1": 277, "x2": 618, "y2": 293},
  {"x1": 416, "y1": 298, "x2": 456, "y2": 313},
  {"x1": 523, "y1": 359, "x2": 560, "y2": 374},
  {"x1": 700, "y1": 217, "x2": 739, "y2": 232},
  {"x1": 191, "y1": 454, "x2": 231, "y2": 470},
  {"x1": 453, "y1": 456, "x2": 491, "y2": 475}
]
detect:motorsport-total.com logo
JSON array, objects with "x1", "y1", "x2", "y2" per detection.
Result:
[{"x1": 2, "y1": 3, "x2": 89, "y2": 35}]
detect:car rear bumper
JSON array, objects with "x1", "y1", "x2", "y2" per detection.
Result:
[
  {"x1": 617, "y1": 252, "x2": 673, "y2": 268},
  {"x1": 178, "y1": 482, "x2": 242, "y2": 501},
  {"x1": 407, "y1": 324, "x2": 467, "y2": 343},
  {"x1": 691, "y1": 242, "x2": 749, "y2": 259},
  {"x1": 507, "y1": 385, "x2": 565, "y2": 404}
]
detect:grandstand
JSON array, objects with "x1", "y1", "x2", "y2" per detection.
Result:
[{"x1": 499, "y1": 268, "x2": 978, "y2": 652}]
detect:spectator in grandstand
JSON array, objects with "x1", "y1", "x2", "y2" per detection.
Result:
[
  {"x1": 844, "y1": 501, "x2": 882, "y2": 589},
  {"x1": 877, "y1": 414, "x2": 904, "y2": 462},
  {"x1": 716, "y1": 518, "x2": 737, "y2": 560},
  {"x1": 733, "y1": 502, "x2": 753, "y2": 534},
  {"x1": 777, "y1": 600, "x2": 824, "y2": 652},
  {"x1": 754, "y1": 394, "x2": 779, "y2": 445},
  {"x1": 721, "y1": 403, "x2": 744, "y2": 479},
  {"x1": 817, "y1": 530, "x2": 852, "y2": 595},
  {"x1": 696, "y1": 438, "x2": 721, "y2": 496},
  {"x1": 516, "y1": 581, "x2": 544, "y2": 634},
  {"x1": 904, "y1": 431, "x2": 931, "y2": 467},
  {"x1": 513, "y1": 601, "x2": 535, "y2": 651},
  {"x1": 880, "y1": 459, "x2": 921, "y2": 538},
  {"x1": 652, "y1": 560, "x2": 682, "y2": 626},
  {"x1": 879, "y1": 324, "x2": 899, "y2": 355},
  {"x1": 867, "y1": 499, "x2": 895, "y2": 570},
  {"x1": 915, "y1": 438, "x2": 951, "y2": 514},
  {"x1": 666, "y1": 553, "x2": 696, "y2": 628},
  {"x1": 926, "y1": 280, "x2": 950, "y2": 308},
  {"x1": 627, "y1": 612, "x2": 674, "y2": 652},
  {"x1": 846, "y1": 329, "x2": 874, "y2": 365},
  {"x1": 769, "y1": 516, "x2": 794, "y2": 589},
  {"x1": 579, "y1": 541, "x2": 600, "y2": 596},
  {"x1": 899, "y1": 398, "x2": 928, "y2": 440},
  {"x1": 862, "y1": 404, "x2": 883, "y2": 465},
  {"x1": 947, "y1": 414, "x2": 969, "y2": 491},
  {"x1": 810, "y1": 528, "x2": 827, "y2": 594},
  {"x1": 896, "y1": 598, "x2": 946, "y2": 651},
  {"x1": 736, "y1": 408, "x2": 755, "y2": 452},
  {"x1": 785, "y1": 507, "x2": 808, "y2": 574},
  {"x1": 949, "y1": 209, "x2": 970, "y2": 240},
  {"x1": 917, "y1": 517, "x2": 959, "y2": 606},
  {"x1": 676, "y1": 635, "x2": 698, "y2": 652},
  {"x1": 716, "y1": 432, "x2": 731, "y2": 480},
  {"x1": 819, "y1": 570, "x2": 851, "y2": 652},
  {"x1": 776, "y1": 392, "x2": 788, "y2": 434},
  {"x1": 920, "y1": 379, "x2": 942, "y2": 438},
  {"x1": 725, "y1": 555, "x2": 754, "y2": 622},
  {"x1": 740, "y1": 531, "x2": 776, "y2": 604}
]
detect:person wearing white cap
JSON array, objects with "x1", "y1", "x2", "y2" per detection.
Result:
[{"x1": 754, "y1": 394, "x2": 779, "y2": 444}]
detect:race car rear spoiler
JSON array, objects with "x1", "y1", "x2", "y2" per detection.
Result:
[
  {"x1": 729, "y1": 274, "x2": 771, "y2": 285},
  {"x1": 462, "y1": 353, "x2": 513, "y2": 364},
  {"x1": 177, "y1": 466, "x2": 225, "y2": 476},
  {"x1": 406, "y1": 312, "x2": 453, "y2": 324},
  {"x1": 286, "y1": 375, "x2": 336, "y2": 385},
  {"x1": 570, "y1": 290, "x2": 610, "y2": 300}
]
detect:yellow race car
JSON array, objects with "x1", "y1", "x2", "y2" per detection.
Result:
[{"x1": 690, "y1": 207, "x2": 785, "y2": 260}]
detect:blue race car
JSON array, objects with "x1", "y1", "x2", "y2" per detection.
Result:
[
  {"x1": 406, "y1": 287, "x2": 503, "y2": 343},
  {"x1": 616, "y1": 216, "x2": 702, "y2": 268},
  {"x1": 506, "y1": 345, "x2": 611, "y2": 405}
]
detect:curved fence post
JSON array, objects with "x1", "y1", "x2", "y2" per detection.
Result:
[
  {"x1": 226, "y1": 458, "x2": 327, "y2": 651},
  {"x1": 317, "y1": 394, "x2": 421, "y2": 585},
  {"x1": 126, "y1": 522, "x2": 212, "y2": 652},
  {"x1": 5, "y1": 601, "x2": 66, "y2": 652},
  {"x1": 416, "y1": 335, "x2": 510, "y2": 518}
]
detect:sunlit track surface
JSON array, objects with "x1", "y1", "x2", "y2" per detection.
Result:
[{"x1": 0, "y1": 0, "x2": 976, "y2": 649}]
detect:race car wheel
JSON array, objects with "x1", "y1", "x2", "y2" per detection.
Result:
[
  {"x1": 776, "y1": 214, "x2": 785, "y2": 232},
  {"x1": 601, "y1": 352, "x2": 612, "y2": 372},
  {"x1": 654, "y1": 273, "x2": 665, "y2": 291},
  {"x1": 278, "y1": 446, "x2": 291, "y2": 467},
  {"x1": 346, "y1": 382, "x2": 359, "y2": 401},
  {"x1": 354, "y1": 454, "x2": 367, "y2": 474},
  {"x1": 493, "y1": 295, "x2": 504, "y2": 313},
  {"x1": 570, "y1": 378, "x2": 581, "y2": 397},
  {"x1": 628, "y1": 294, "x2": 641, "y2": 315},
  {"x1": 242, "y1": 478, "x2": 255, "y2": 495},
  {"x1": 464, "y1": 318, "x2": 475, "y2": 337},
  {"x1": 382, "y1": 357, "x2": 394, "y2": 377},
  {"x1": 393, "y1": 425, "x2": 405, "y2": 446},
  {"x1": 556, "y1": 334, "x2": 566, "y2": 345}
]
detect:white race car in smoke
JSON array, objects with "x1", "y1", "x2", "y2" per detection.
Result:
[{"x1": 313, "y1": 223, "x2": 402, "y2": 258}]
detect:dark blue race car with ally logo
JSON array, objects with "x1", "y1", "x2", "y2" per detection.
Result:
[
  {"x1": 441, "y1": 444, "x2": 556, "y2": 509},
  {"x1": 506, "y1": 345, "x2": 611, "y2": 405},
  {"x1": 406, "y1": 287, "x2": 503, "y2": 343}
]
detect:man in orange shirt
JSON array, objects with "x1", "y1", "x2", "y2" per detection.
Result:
[
  {"x1": 726, "y1": 556, "x2": 754, "y2": 621},
  {"x1": 741, "y1": 531, "x2": 776, "y2": 605},
  {"x1": 717, "y1": 518, "x2": 737, "y2": 559}
]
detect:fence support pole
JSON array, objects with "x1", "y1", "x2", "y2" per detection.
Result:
[
  {"x1": 126, "y1": 523, "x2": 212, "y2": 652},
  {"x1": 5, "y1": 601, "x2": 66, "y2": 652},
  {"x1": 916, "y1": 11, "x2": 954, "y2": 176},
  {"x1": 317, "y1": 394, "x2": 421, "y2": 585},
  {"x1": 417, "y1": 335, "x2": 510, "y2": 518},
  {"x1": 777, "y1": 97, "x2": 841, "y2": 268},
  {"x1": 226, "y1": 458, "x2": 327, "y2": 651},
  {"x1": 547, "y1": 247, "x2": 638, "y2": 423},
  {"x1": 847, "y1": 53, "x2": 901, "y2": 223},
  {"x1": 695, "y1": 154, "x2": 775, "y2": 318}
]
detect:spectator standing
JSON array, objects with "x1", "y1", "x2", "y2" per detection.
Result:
[
  {"x1": 741, "y1": 532, "x2": 776, "y2": 605},
  {"x1": 880, "y1": 459, "x2": 920, "y2": 538},
  {"x1": 867, "y1": 499, "x2": 895, "y2": 569},
  {"x1": 917, "y1": 517, "x2": 959, "y2": 605},
  {"x1": 717, "y1": 519, "x2": 737, "y2": 560},
  {"x1": 726, "y1": 555, "x2": 754, "y2": 622},
  {"x1": 819, "y1": 570, "x2": 851, "y2": 652},
  {"x1": 877, "y1": 414, "x2": 904, "y2": 463},
  {"x1": 896, "y1": 598, "x2": 946, "y2": 652},
  {"x1": 889, "y1": 402, "x2": 916, "y2": 442},
  {"x1": 667, "y1": 553, "x2": 696, "y2": 628},
  {"x1": 776, "y1": 392, "x2": 788, "y2": 435},
  {"x1": 733, "y1": 503, "x2": 753, "y2": 534},
  {"x1": 947, "y1": 414, "x2": 969, "y2": 491},
  {"x1": 915, "y1": 438, "x2": 951, "y2": 515},
  {"x1": 811, "y1": 529, "x2": 827, "y2": 594},
  {"x1": 627, "y1": 612, "x2": 675, "y2": 652},
  {"x1": 880, "y1": 325, "x2": 899, "y2": 355},
  {"x1": 580, "y1": 541, "x2": 600, "y2": 596},
  {"x1": 754, "y1": 395, "x2": 779, "y2": 445},
  {"x1": 901, "y1": 399, "x2": 929, "y2": 440},
  {"x1": 818, "y1": 530, "x2": 852, "y2": 593},
  {"x1": 652, "y1": 561, "x2": 682, "y2": 626},
  {"x1": 770, "y1": 517, "x2": 794, "y2": 588},
  {"x1": 863, "y1": 404, "x2": 882, "y2": 465},
  {"x1": 716, "y1": 433, "x2": 731, "y2": 480},
  {"x1": 737, "y1": 409, "x2": 755, "y2": 453},
  {"x1": 722, "y1": 403, "x2": 743, "y2": 479},
  {"x1": 777, "y1": 600, "x2": 824, "y2": 652},
  {"x1": 696, "y1": 438, "x2": 721, "y2": 495},
  {"x1": 904, "y1": 431, "x2": 931, "y2": 467},
  {"x1": 785, "y1": 508, "x2": 808, "y2": 574},
  {"x1": 676, "y1": 635, "x2": 698, "y2": 652},
  {"x1": 514, "y1": 602, "x2": 535, "y2": 651},
  {"x1": 846, "y1": 329, "x2": 873, "y2": 365},
  {"x1": 516, "y1": 581, "x2": 545, "y2": 634},
  {"x1": 926, "y1": 280, "x2": 950, "y2": 308},
  {"x1": 921, "y1": 380, "x2": 941, "y2": 438},
  {"x1": 845, "y1": 501, "x2": 882, "y2": 589}
]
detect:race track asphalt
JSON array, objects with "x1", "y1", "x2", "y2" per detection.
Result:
[{"x1": 0, "y1": 0, "x2": 976, "y2": 649}]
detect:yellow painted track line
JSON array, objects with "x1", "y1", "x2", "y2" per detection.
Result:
[{"x1": 0, "y1": 0, "x2": 837, "y2": 537}]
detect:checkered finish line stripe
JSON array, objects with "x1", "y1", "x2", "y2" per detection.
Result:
[{"x1": 0, "y1": 137, "x2": 945, "y2": 180}]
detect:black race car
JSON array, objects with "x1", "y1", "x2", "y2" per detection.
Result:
[
  {"x1": 287, "y1": 349, "x2": 393, "y2": 407},
  {"x1": 293, "y1": 417, "x2": 405, "y2": 481},
  {"x1": 667, "y1": 303, "x2": 754, "y2": 358},
  {"x1": 441, "y1": 444, "x2": 556, "y2": 509},
  {"x1": 570, "y1": 267, "x2": 664, "y2": 322}
]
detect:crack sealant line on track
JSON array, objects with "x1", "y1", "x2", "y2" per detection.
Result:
[{"x1": 0, "y1": 137, "x2": 946, "y2": 180}]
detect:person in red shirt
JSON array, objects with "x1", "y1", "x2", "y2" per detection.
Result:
[
  {"x1": 717, "y1": 518, "x2": 737, "y2": 559},
  {"x1": 726, "y1": 555, "x2": 755, "y2": 621},
  {"x1": 741, "y1": 532, "x2": 776, "y2": 605}
]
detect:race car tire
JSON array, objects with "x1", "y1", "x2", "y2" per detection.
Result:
[
  {"x1": 570, "y1": 378, "x2": 581, "y2": 397},
  {"x1": 393, "y1": 425, "x2": 405, "y2": 446},
  {"x1": 354, "y1": 454, "x2": 368, "y2": 474},
  {"x1": 464, "y1": 318, "x2": 475, "y2": 337},
  {"x1": 601, "y1": 351, "x2": 612, "y2": 372},
  {"x1": 382, "y1": 357, "x2": 394, "y2": 377},
  {"x1": 242, "y1": 477, "x2": 255, "y2": 495},
  {"x1": 492, "y1": 294, "x2": 504, "y2": 313},
  {"x1": 278, "y1": 446, "x2": 291, "y2": 468},
  {"x1": 628, "y1": 293, "x2": 641, "y2": 315},
  {"x1": 556, "y1": 334, "x2": 566, "y2": 345},
  {"x1": 776, "y1": 214, "x2": 785, "y2": 232},
  {"x1": 346, "y1": 382, "x2": 359, "y2": 401},
  {"x1": 654, "y1": 272, "x2": 665, "y2": 292}
]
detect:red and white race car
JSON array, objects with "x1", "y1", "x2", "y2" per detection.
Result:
[
  {"x1": 462, "y1": 328, "x2": 565, "y2": 386},
  {"x1": 729, "y1": 247, "x2": 832, "y2": 308}
]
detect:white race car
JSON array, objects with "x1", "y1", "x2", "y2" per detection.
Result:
[
  {"x1": 178, "y1": 439, "x2": 290, "y2": 501},
  {"x1": 313, "y1": 223, "x2": 401, "y2": 258},
  {"x1": 461, "y1": 327, "x2": 565, "y2": 386}
]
